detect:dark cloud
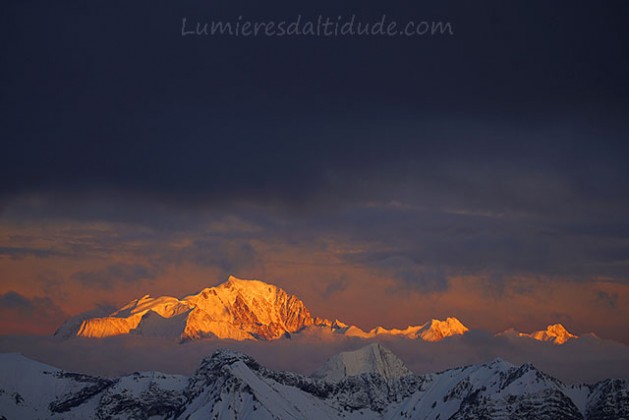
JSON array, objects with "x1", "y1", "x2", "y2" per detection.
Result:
[
  {"x1": 321, "y1": 276, "x2": 349, "y2": 298},
  {"x1": 328, "y1": 204, "x2": 629, "y2": 288},
  {"x1": 595, "y1": 291, "x2": 619, "y2": 309},
  {"x1": 58, "y1": 236, "x2": 261, "y2": 289},
  {"x1": 0, "y1": 292, "x2": 68, "y2": 333},
  {"x1": 0, "y1": 246, "x2": 61, "y2": 259},
  {"x1": 1, "y1": 1, "x2": 628, "y2": 208},
  {"x1": 371, "y1": 256, "x2": 449, "y2": 293},
  {"x1": 1, "y1": 1, "x2": 628, "y2": 338},
  {"x1": 71, "y1": 263, "x2": 160, "y2": 290},
  {"x1": 183, "y1": 240, "x2": 259, "y2": 274},
  {"x1": 0, "y1": 292, "x2": 61, "y2": 317},
  {"x1": 0, "y1": 332, "x2": 627, "y2": 385},
  {"x1": 0, "y1": 291, "x2": 37, "y2": 312},
  {"x1": 134, "y1": 236, "x2": 263, "y2": 280}
]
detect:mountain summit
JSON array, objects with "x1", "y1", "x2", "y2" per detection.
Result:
[
  {"x1": 55, "y1": 276, "x2": 469, "y2": 342},
  {"x1": 56, "y1": 276, "x2": 316, "y2": 341},
  {"x1": 527, "y1": 323, "x2": 578, "y2": 344},
  {"x1": 338, "y1": 316, "x2": 469, "y2": 341},
  {"x1": 1, "y1": 348, "x2": 627, "y2": 419},
  {"x1": 312, "y1": 343, "x2": 413, "y2": 382},
  {"x1": 499, "y1": 323, "x2": 579, "y2": 345}
]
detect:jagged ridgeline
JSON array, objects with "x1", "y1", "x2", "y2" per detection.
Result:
[
  {"x1": 54, "y1": 276, "x2": 581, "y2": 345},
  {"x1": 1, "y1": 344, "x2": 627, "y2": 419}
]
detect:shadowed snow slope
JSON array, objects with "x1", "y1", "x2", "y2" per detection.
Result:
[
  {"x1": 312, "y1": 342, "x2": 412, "y2": 382},
  {"x1": 1, "y1": 345, "x2": 628, "y2": 419}
]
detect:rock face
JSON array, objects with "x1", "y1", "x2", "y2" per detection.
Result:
[
  {"x1": 1, "y1": 346, "x2": 628, "y2": 419},
  {"x1": 0, "y1": 352, "x2": 187, "y2": 420},
  {"x1": 181, "y1": 276, "x2": 315, "y2": 340},
  {"x1": 499, "y1": 323, "x2": 579, "y2": 345},
  {"x1": 56, "y1": 276, "x2": 585, "y2": 346},
  {"x1": 55, "y1": 276, "x2": 316, "y2": 341},
  {"x1": 338, "y1": 316, "x2": 469, "y2": 341},
  {"x1": 312, "y1": 342, "x2": 413, "y2": 383},
  {"x1": 55, "y1": 276, "x2": 472, "y2": 343},
  {"x1": 528, "y1": 323, "x2": 579, "y2": 344},
  {"x1": 416, "y1": 317, "x2": 470, "y2": 342}
]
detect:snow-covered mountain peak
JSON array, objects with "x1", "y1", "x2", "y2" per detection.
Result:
[
  {"x1": 112, "y1": 295, "x2": 192, "y2": 318},
  {"x1": 219, "y1": 275, "x2": 272, "y2": 294},
  {"x1": 312, "y1": 342, "x2": 412, "y2": 383},
  {"x1": 498, "y1": 323, "x2": 579, "y2": 345},
  {"x1": 338, "y1": 316, "x2": 470, "y2": 341},
  {"x1": 1, "y1": 350, "x2": 628, "y2": 419},
  {"x1": 532, "y1": 323, "x2": 578, "y2": 344},
  {"x1": 55, "y1": 276, "x2": 317, "y2": 341},
  {"x1": 197, "y1": 349, "x2": 261, "y2": 374},
  {"x1": 0, "y1": 352, "x2": 53, "y2": 373},
  {"x1": 510, "y1": 323, "x2": 578, "y2": 345},
  {"x1": 182, "y1": 275, "x2": 315, "y2": 340},
  {"x1": 417, "y1": 316, "x2": 469, "y2": 341},
  {"x1": 485, "y1": 357, "x2": 515, "y2": 369},
  {"x1": 53, "y1": 276, "x2": 590, "y2": 347}
]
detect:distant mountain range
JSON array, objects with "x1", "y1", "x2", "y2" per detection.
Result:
[
  {"x1": 55, "y1": 276, "x2": 586, "y2": 345},
  {"x1": 1, "y1": 344, "x2": 627, "y2": 419}
]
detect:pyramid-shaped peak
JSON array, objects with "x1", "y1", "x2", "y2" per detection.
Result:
[
  {"x1": 312, "y1": 342, "x2": 412, "y2": 382},
  {"x1": 214, "y1": 276, "x2": 306, "y2": 305},
  {"x1": 225, "y1": 275, "x2": 266, "y2": 286},
  {"x1": 419, "y1": 317, "x2": 469, "y2": 341},
  {"x1": 364, "y1": 342, "x2": 387, "y2": 351},
  {"x1": 222, "y1": 276, "x2": 284, "y2": 293},
  {"x1": 546, "y1": 323, "x2": 570, "y2": 334},
  {"x1": 226, "y1": 274, "x2": 255, "y2": 283},
  {"x1": 530, "y1": 323, "x2": 578, "y2": 344},
  {"x1": 195, "y1": 348, "x2": 262, "y2": 375},
  {"x1": 180, "y1": 276, "x2": 315, "y2": 341},
  {"x1": 486, "y1": 357, "x2": 516, "y2": 369},
  {"x1": 428, "y1": 316, "x2": 468, "y2": 331}
]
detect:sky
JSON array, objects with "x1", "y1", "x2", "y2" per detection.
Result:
[{"x1": 1, "y1": 0, "x2": 629, "y2": 351}]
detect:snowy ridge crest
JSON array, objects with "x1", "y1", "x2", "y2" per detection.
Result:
[
  {"x1": 54, "y1": 276, "x2": 474, "y2": 343},
  {"x1": 499, "y1": 323, "x2": 579, "y2": 345},
  {"x1": 1, "y1": 345, "x2": 628, "y2": 419},
  {"x1": 312, "y1": 342, "x2": 413, "y2": 383},
  {"x1": 55, "y1": 276, "x2": 316, "y2": 342},
  {"x1": 55, "y1": 275, "x2": 587, "y2": 346}
]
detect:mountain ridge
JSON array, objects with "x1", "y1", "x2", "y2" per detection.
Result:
[
  {"x1": 312, "y1": 342, "x2": 413, "y2": 382},
  {"x1": 55, "y1": 275, "x2": 582, "y2": 345},
  {"x1": 55, "y1": 276, "x2": 474, "y2": 343},
  {"x1": 1, "y1": 346, "x2": 627, "y2": 419},
  {"x1": 498, "y1": 323, "x2": 580, "y2": 345}
]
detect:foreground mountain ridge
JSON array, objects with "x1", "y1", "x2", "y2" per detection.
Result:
[
  {"x1": 0, "y1": 345, "x2": 627, "y2": 419},
  {"x1": 312, "y1": 343, "x2": 413, "y2": 382},
  {"x1": 55, "y1": 275, "x2": 580, "y2": 344}
]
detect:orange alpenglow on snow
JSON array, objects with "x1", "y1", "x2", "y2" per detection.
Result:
[
  {"x1": 58, "y1": 276, "x2": 315, "y2": 341},
  {"x1": 499, "y1": 323, "x2": 579, "y2": 345},
  {"x1": 54, "y1": 276, "x2": 470, "y2": 342},
  {"x1": 341, "y1": 317, "x2": 469, "y2": 341},
  {"x1": 526, "y1": 323, "x2": 578, "y2": 345}
]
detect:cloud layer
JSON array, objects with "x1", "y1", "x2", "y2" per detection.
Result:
[
  {"x1": 0, "y1": 291, "x2": 67, "y2": 335},
  {"x1": 0, "y1": 333, "x2": 627, "y2": 385},
  {"x1": 1, "y1": 0, "x2": 628, "y2": 369}
]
